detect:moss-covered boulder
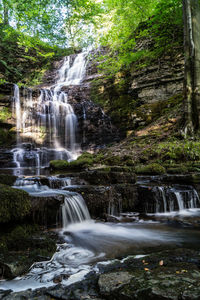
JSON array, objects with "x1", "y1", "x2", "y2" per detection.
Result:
[
  {"x1": 50, "y1": 152, "x2": 94, "y2": 170},
  {"x1": 0, "y1": 184, "x2": 31, "y2": 223}
]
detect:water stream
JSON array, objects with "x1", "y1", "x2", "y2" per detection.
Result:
[{"x1": 1, "y1": 178, "x2": 200, "y2": 293}]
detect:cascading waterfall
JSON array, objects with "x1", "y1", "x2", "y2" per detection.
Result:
[
  {"x1": 146, "y1": 185, "x2": 200, "y2": 213},
  {"x1": 62, "y1": 193, "x2": 90, "y2": 228},
  {"x1": 13, "y1": 176, "x2": 91, "y2": 228},
  {"x1": 11, "y1": 52, "x2": 88, "y2": 173}
]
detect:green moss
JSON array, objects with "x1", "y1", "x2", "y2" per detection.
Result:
[
  {"x1": 0, "y1": 174, "x2": 17, "y2": 186},
  {"x1": 134, "y1": 94, "x2": 183, "y2": 126},
  {"x1": 50, "y1": 159, "x2": 69, "y2": 170},
  {"x1": 104, "y1": 155, "x2": 122, "y2": 166},
  {"x1": 135, "y1": 163, "x2": 166, "y2": 175},
  {"x1": 155, "y1": 140, "x2": 200, "y2": 162},
  {"x1": 0, "y1": 107, "x2": 12, "y2": 122},
  {"x1": 0, "y1": 185, "x2": 31, "y2": 223},
  {"x1": 0, "y1": 224, "x2": 56, "y2": 278},
  {"x1": 91, "y1": 77, "x2": 136, "y2": 130},
  {"x1": 167, "y1": 166, "x2": 188, "y2": 174},
  {"x1": 0, "y1": 128, "x2": 16, "y2": 147},
  {"x1": 50, "y1": 152, "x2": 94, "y2": 170}
]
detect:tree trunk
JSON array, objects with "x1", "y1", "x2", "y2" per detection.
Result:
[
  {"x1": 192, "y1": 0, "x2": 200, "y2": 131},
  {"x1": 182, "y1": 0, "x2": 200, "y2": 137},
  {"x1": 2, "y1": 0, "x2": 9, "y2": 25}
]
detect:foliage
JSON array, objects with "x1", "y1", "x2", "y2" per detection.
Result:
[
  {"x1": 0, "y1": 184, "x2": 31, "y2": 223},
  {"x1": 64, "y1": 0, "x2": 103, "y2": 49},
  {"x1": 98, "y1": 0, "x2": 183, "y2": 76},
  {"x1": 0, "y1": 107, "x2": 11, "y2": 121},
  {"x1": 0, "y1": 25, "x2": 72, "y2": 84},
  {"x1": 0, "y1": 0, "x2": 67, "y2": 46}
]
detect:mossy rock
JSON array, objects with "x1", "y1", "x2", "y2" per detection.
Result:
[
  {"x1": 0, "y1": 184, "x2": 31, "y2": 223},
  {"x1": 167, "y1": 165, "x2": 188, "y2": 174},
  {"x1": 50, "y1": 152, "x2": 94, "y2": 170},
  {"x1": 49, "y1": 159, "x2": 69, "y2": 170},
  {"x1": 0, "y1": 224, "x2": 56, "y2": 279},
  {"x1": 0, "y1": 174, "x2": 17, "y2": 186},
  {"x1": 0, "y1": 128, "x2": 16, "y2": 147},
  {"x1": 135, "y1": 163, "x2": 166, "y2": 175}
]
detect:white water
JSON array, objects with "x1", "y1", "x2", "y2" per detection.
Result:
[
  {"x1": 146, "y1": 185, "x2": 200, "y2": 215},
  {"x1": 13, "y1": 84, "x2": 21, "y2": 145},
  {"x1": 11, "y1": 52, "x2": 88, "y2": 173},
  {"x1": 62, "y1": 194, "x2": 90, "y2": 227}
]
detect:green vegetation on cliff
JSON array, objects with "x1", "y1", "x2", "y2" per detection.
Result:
[{"x1": 0, "y1": 25, "x2": 72, "y2": 85}]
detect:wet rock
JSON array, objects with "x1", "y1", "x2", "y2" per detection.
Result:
[
  {"x1": 97, "y1": 249, "x2": 200, "y2": 300},
  {"x1": 0, "y1": 289, "x2": 12, "y2": 299},
  {"x1": 64, "y1": 184, "x2": 138, "y2": 218},
  {"x1": 80, "y1": 168, "x2": 136, "y2": 185},
  {"x1": 47, "y1": 272, "x2": 100, "y2": 300},
  {"x1": 0, "y1": 149, "x2": 15, "y2": 168},
  {"x1": 31, "y1": 194, "x2": 63, "y2": 226},
  {"x1": 98, "y1": 271, "x2": 133, "y2": 296},
  {"x1": 64, "y1": 185, "x2": 116, "y2": 217},
  {"x1": 2, "y1": 288, "x2": 51, "y2": 300}
]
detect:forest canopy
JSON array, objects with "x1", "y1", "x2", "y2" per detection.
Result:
[{"x1": 0, "y1": 0, "x2": 182, "y2": 47}]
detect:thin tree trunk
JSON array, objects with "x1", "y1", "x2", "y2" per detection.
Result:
[
  {"x1": 182, "y1": 0, "x2": 195, "y2": 136},
  {"x1": 2, "y1": 0, "x2": 9, "y2": 25},
  {"x1": 192, "y1": 0, "x2": 200, "y2": 131}
]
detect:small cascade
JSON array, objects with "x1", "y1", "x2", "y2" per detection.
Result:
[
  {"x1": 108, "y1": 199, "x2": 122, "y2": 216},
  {"x1": 13, "y1": 84, "x2": 21, "y2": 144},
  {"x1": 11, "y1": 52, "x2": 88, "y2": 173},
  {"x1": 145, "y1": 185, "x2": 200, "y2": 213},
  {"x1": 13, "y1": 177, "x2": 49, "y2": 193},
  {"x1": 13, "y1": 176, "x2": 90, "y2": 228},
  {"x1": 48, "y1": 176, "x2": 72, "y2": 189},
  {"x1": 62, "y1": 193, "x2": 90, "y2": 228}
]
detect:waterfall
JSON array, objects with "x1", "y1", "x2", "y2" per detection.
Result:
[
  {"x1": 13, "y1": 176, "x2": 90, "y2": 227},
  {"x1": 13, "y1": 84, "x2": 21, "y2": 145},
  {"x1": 48, "y1": 176, "x2": 72, "y2": 189},
  {"x1": 11, "y1": 52, "x2": 88, "y2": 172},
  {"x1": 146, "y1": 185, "x2": 200, "y2": 213},
  {"x1": 62, "y1": 193, "x2": 90, "y2": 228}
]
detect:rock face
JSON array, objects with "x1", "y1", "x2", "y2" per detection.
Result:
[
  {"x1": 130, "y1": 56, "x2": 184, "y2": 104},
  {"x1": 90, "y1": 47, "x2": 184, "y2": 131}
]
